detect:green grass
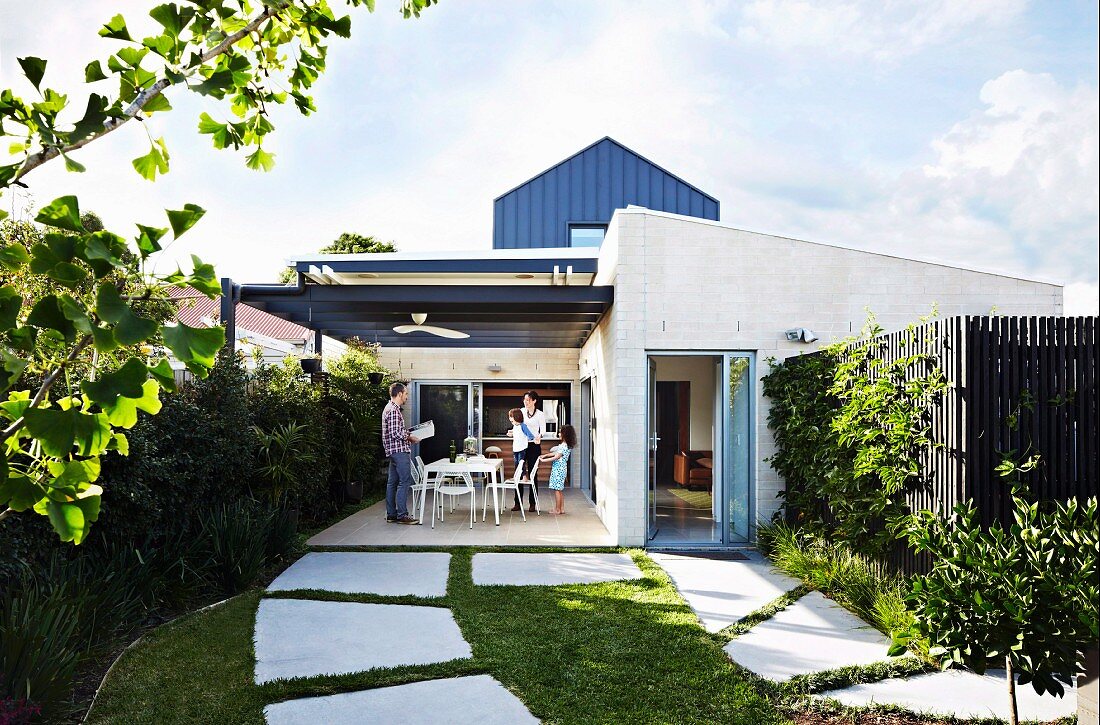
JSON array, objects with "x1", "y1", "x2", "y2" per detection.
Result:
[
  {"x1": 87, "y1": 549, "x2": 790, "y2": 725},
  {"x1": 757, "y1": 521, "x2": 927, "y2": 660}
]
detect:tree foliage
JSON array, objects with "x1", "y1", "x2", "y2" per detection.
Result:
[
  {"x1": 278, "y1": 231, "x2": 397, "y2": 282},
  {"x1": 0, "y1": 0, "x2": 437, "y2": 542}
]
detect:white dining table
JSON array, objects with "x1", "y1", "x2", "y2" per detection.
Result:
[{"x1": 418, "y1": 457, "x2": 506, "y2": 525}]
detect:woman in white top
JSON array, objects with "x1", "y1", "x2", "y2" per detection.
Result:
[{"x1": 513, "y1": 390, "x2": 546, "y2": 512}]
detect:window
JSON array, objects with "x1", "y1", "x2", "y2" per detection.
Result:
[{"x1": 568, "y1": 224, "x2": 607, "y2": 247}]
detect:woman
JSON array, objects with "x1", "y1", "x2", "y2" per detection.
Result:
[{"x1": 513, "y1": 389, "x2": 546, "y2": 512}]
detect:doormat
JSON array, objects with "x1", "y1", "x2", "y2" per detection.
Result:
[
  {"x1": 674, "y1": 551, "x2": 750, "y2": 561},
  {"x1": 668, "y1": 487, "x2": 712, "y2": 510}
]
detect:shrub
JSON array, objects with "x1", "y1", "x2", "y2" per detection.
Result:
[
  {"x1": 894, "y1": 494, "x2": 1099, "y2": 722},
  {"x1": 0, "y1": 583, "x2": 81, "y2": 720},
  {"x1": 197, "y1": 501, "x2": 272, "y2": 595}
]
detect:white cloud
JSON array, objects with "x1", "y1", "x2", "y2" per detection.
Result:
[{"x1": 736, "y1": 0, "x2": 1027, "y2": 61}]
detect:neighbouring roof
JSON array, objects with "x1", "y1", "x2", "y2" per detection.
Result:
[{"x1": 168, "y1": 286, "x2": 311, "y2": 341}]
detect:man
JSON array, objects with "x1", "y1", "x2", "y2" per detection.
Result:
[
  {"x1": 513, "y1": 389, "x2": 546, "y2": 512},
  {"x1": 382, "y1": 382, "x2": 420, "y2": 524}
]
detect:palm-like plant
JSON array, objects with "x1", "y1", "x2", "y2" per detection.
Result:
[
  {"x1": 331, "y1": 405, "x2": 381, "y2": 486},
  {"x1": 252, "y1": 422, "x2": 316, "y2": 506}
]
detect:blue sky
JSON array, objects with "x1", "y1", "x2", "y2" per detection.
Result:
[{"x1": 2, "y1": 0, "x2": 1097, "y2": 313}]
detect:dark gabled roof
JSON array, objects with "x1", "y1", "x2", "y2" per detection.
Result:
[{"x1": 493, "y1": 136, "x2": 719, "y2": 205}]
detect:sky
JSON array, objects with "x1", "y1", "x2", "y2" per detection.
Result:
[{"x1": 1, "y1": 0, "x2": 1098, "y2": 314}]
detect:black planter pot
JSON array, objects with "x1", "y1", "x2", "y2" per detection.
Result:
[
  {"x1": 300, "y1": 358, "x2": 322, "y2": 374},
  {"x1": 368, "y1": 371, "x2": 385, "y2": 386},
  {"x1": 345, "y1": 480, "x2": 364, "y2": 504}
]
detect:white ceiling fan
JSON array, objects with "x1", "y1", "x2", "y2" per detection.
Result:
[{"x1": 393, "y1": 313, "x2": 470, "y2": 339}]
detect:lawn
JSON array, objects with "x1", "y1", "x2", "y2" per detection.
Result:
[{"x1": 86, "y1": 548, "x2": 788, "y2": 724}]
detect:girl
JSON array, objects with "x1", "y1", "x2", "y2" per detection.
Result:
[
  {"x1": 540, "y1": 424, "x2": 576, "y2": 515},
  {"x1": 507, "y1": 408, "x2": 529, "y2": 482}
]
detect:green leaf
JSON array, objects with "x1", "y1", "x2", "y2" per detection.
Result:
[
  {"x1": 85, "y1": 60, "x2": 108, "y2": 82},
  {"x1": 142, "y1": 93, "x2": 172, "y2": 114},
  {"x1": 91, "y1": 325, "x2": 119, "y2": 354},
  {"x1": 245, "y1": 147, "x2": 275, "y2": 172},
  {"x1": 166, "y1": 203, "x2": 206, "y2": 238},
  {"x1": 150, "y1": 3, "x2": 193, "y2": 37},
  {"x1": 43, "y1": 493, "x2": 102, "y2": 545},
  {"x1": 0, "y1": 473, "x2": 44, "y2": 512},
  {"x1": 95, "y1": 284, "x2": 158, "y2": 345},
  {"x1": 24, "y1": 407, "x2": 112, "y2": 457},
  {"x1": 71, "y1": 93, "x2": 110, "y2": 143},
  {"x1": 47, "y1": 457, "x2": 101, "y2": 493},
  {"x1": 27, "y1": 295, "x2": 77, "y2": 340},
  {"x1": 81, "y1": 357, "x2": 148, "y2": 407},
  {"x1": 34, "y1": 195, "x2": 83, "y2": 232},
  {"x1": 162, "y1": 322, "x2": 224, "y2": 375},
  {"x1": 132, "y1": 138, "x2": 170, "y2": 181},
  {"x1": 0, "y1": 348, "x2": 28, "y2": 393},
  {"x1": 102, "y1": 379, "x2": 162, "y2": 428},
  {"x1": 100, "y1": 14, "x2": 132, "y2": 41},
  {"x1": 146, "y1": 358, "x2": 177, "y2": 392},
  {"x1": 135, "y1": 224, "x2": 168, "y2": 256},
  {"x1": 109, "y1": 431, "x2": 130, "y2": 455},
  {"x1": 0, "y1": 244, "x2": 31, "y2": 270},
  {"x1": 187, "y1": 255, "x2": 221, "y2": 296},
  {"x1": 62, "y1": 153, "x2": 86, "y2": 173},
  {"x1": 17, "y1": 56, "x2": 46, "y2": 90},
  {"x1": 0, "y1": 286, "x2": 20, "y2": 332}
]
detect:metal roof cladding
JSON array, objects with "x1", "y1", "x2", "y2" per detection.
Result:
[{"x1": 492, "y1": 136, "x2": 720, "y2": 249}]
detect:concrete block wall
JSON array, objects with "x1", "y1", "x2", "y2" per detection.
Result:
[{"x1": 610, "y1": 208, "x2": 1063, "y2": 545}]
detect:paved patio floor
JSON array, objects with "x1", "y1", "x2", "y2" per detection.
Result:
[{"x1": 308, "y1": 488, "x2": 614, "y2": 547}]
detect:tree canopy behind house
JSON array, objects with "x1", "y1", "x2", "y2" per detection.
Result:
[{"x1": 279, "y1": 232, "x2": 396, "y2": 282}]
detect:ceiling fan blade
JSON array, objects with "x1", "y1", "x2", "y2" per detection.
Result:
[
  {"x1": 419, "y1": 325, "x2": 470, "y2": 339},
  {"x1": 392, "y1": 324, "x2": 470, "y2": 339}
]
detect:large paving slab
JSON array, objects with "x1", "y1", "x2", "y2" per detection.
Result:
[
  {"x1": 472, "y1": 553, "x2": 643, "y2": 586},
  {"x1": 723, "y1": 590, "x2": 900, "y2": 681},
  {"x1": 264, "y1": 674, "x2": 539, "y2": 724},
  {"x1": 649, "y1": 551, "x2": 801, "y2": 633},
  {"x1": 254, "y1": 599, "x2": 471, "y2": 684},
  {"x1": 818, "y1": 669, "x2": 1076, "y2": 721},
  {"x1": 266, "y1": 552, "x2": 450, "y2": 598}
]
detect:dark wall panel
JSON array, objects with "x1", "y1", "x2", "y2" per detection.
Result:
[{"x1": 493, "y1": 137, "x2": 720, "y2": 249}]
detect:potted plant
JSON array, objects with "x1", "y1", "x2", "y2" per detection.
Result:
[
  {"x1": 299, "y1": 354, "x2": 323, "y2": 374},
  {"x1": 368, "y1": 371, "x2": 385, "y2": 386},
  {"x1": 253, "y1": 421, "x2": 317, "y2": 529},
  {"x1": 331, "y1": 406, "x2": 379, "y2": 503}
]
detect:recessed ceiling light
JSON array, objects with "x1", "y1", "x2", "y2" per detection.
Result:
[{"x1": 515, "y1": 274, "x2": 535, "y2": 279}]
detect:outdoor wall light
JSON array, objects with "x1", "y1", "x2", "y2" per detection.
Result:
[
  {"x1": 487, "y1": 363, "x2": 502, "y2": 372},
  {"x1": 785, "y1": 328, "x2": 819, "y2": 343}
]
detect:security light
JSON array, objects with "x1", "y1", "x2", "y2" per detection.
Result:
[
  {"x1": 785, "y1": 328, "x2": 818, "y2": 343},
  {"x1": 487, "y1": 363, "x2": 502, "y2": 372}
]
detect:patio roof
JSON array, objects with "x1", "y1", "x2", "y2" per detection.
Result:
[{"x1": 230, "y1": 248, "x2": 612, "y2": 348}]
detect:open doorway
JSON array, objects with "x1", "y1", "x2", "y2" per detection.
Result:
[{"x1": 648, "y1": 355, "x2": 722, "y2": 545}]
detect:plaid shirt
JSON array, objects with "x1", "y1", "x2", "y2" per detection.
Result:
[{"x1": 382, "y1": 400, "x2": 411, "y2": 456}]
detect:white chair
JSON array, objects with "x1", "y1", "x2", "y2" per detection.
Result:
[
  {"x1": 432, "y1": 470, "x2": 476, "y2": 529},
  {"x1": 483, "y1": 459, "x2": 527, "y2": 522},
  {"x1": 520, "y1": 457, "x2": 542, "y2": 516},
  {"x1": 484, "y1": 458, "x2": 541, "y2": 521},
  {"x1": 408, "y1": 456, "x2": 431, "y2": 518}
]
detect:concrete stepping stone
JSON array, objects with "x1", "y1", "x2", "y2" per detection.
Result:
[
  {"x1": 723, "y1": 590, "x2": 900, "y2": 681},
  {"x1": 267, "y1": 552, "x2": 450, "y2": 598},
  {"x1": 254, "y1": 599, "x2": 471, "y2": 684},
  {"x1": 649, "y1": 551, "x2": 800, "y2": 632},
  {"x1": 471, "y1": 552, "x2": 643, "y2": 586},
  {"x1": 264, "y1": 674, "x2": 539, "y2": 724},
  {"x1": 818, "y1": 669, "x2": 1076, "y2": 721}
]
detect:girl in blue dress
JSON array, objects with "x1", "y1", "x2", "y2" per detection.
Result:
[{"x1": 539, "y1": 425, "x2": 576, "y2": 516}]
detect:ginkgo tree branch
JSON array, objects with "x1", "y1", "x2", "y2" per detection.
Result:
[{"x1": 11, "y1": 3, "x2": 284, "y2": 187}]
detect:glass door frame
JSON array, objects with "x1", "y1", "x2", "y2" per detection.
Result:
[
  {"x1": 643, "y1": 351, "x2": 756, "y2": 548},
  {"x1": 410, "y1": 381, "x2": 475, "y2": 462}
]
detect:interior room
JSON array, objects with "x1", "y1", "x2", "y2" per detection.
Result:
[{"x1": 650, "y1": 355, "x2": 722, "y2": 544}]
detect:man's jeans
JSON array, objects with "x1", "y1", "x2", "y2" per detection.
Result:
[{"x1": 386, "y1": 451, "x2": 414, "y2": 519}]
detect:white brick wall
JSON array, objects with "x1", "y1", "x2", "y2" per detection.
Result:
[{"x1": 603, "y1": 208, "x2": 1062, "y2": 546}]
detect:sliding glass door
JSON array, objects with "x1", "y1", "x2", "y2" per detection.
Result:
[
  {"x1": 415, "y1": 383, "x2": 470, "y2": 464},
  {"x1": 645, "y1": 352, "x2": 755, "y2": 547}
]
